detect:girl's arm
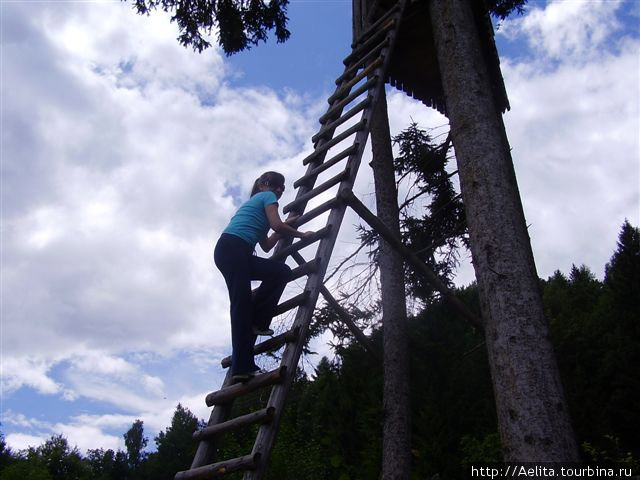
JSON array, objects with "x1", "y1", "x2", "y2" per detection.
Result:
[
  {"x1": 259, "y1": 231, "x2": 282, "y2": 252},
  {"x1": 259, "y1": 205, "x2": 310, "y2": 252}
]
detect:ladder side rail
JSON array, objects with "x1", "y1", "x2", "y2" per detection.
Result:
[
  {"x1": 189, "y1": 371, "x2": 234, "y2": 469},
  {"x1": 352, "y1": 1, "x2": 399, "y2": 47}
]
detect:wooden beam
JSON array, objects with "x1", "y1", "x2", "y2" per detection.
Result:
[
  {"x1": 175, "y1": 453, "x2": 258, "y2": 480},
  {"x1": 320, "y1": 285, "x2": 380, "y2": 359},
  {"x1": 192, "y1": 407, "x2": 275, "y2": 442},
  {"x1": 289, "y1": 251, "x2": 379, "y2": 358},
  {"x1": 271, "y1": 225, "x2": 332, "y2": 261},
  {"x1": 294, "y1": 146, "x2": 358, "y2": 188},
  {"x1": 340, "y1": 188, "x2": 484, "y2": 331},
  {"x1": 205, "y1": 367, "x2": 286, "y2": 407}
]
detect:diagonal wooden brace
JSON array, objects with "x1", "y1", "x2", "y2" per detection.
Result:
[
  {"x1": 289, "y1": 251, "x2": 379, "y2": 357},
  {"x1": 339, "y1": 188, "x2": 484, "y2": 331}
]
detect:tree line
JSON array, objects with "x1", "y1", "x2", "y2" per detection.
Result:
[{"x1": 2, "y1": 219, "x2": 637, "y2": 479}]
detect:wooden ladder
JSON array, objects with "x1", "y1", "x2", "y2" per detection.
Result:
[{"x1": 176, "y1": 2, "x2": 408, "y2": 478}]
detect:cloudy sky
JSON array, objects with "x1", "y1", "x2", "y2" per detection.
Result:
[{"x1": 1, "y1": 0, "x2": 638, "y2": 454}]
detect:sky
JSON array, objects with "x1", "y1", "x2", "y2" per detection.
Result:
[{"x1": 1, "y1": 0, "x2": 639, "y2": 455}]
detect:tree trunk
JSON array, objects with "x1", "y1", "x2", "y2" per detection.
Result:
[
  {"x1": 428, "y1": 0, "x2": 579, "y2": 462},
  {"x1": 371, "y1": 92, "x2": 412, "y2": 480},
  {"x1": 354, "y1": 2, "x2": 411, "y2": 477}
]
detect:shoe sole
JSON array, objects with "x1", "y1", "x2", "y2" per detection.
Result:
[{"x1": 253, "y1": 330, "x2": 274, "y2": 336}]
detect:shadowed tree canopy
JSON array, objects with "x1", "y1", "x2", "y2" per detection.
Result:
[
  {"x1": 127, "y1": 0, "x2": 290, "y2": 54},
  {"x1": 128, "y1": 0, "x2": 525, "y2": 56},
  {"x1": 485, "y1": 0, "x2": 527, "y2": 20},
  {"x1": 124, "y1": 420, "x2": 147, "y2": 471}
]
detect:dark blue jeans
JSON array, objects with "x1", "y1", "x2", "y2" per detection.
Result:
[{"x1": 214, "y1": 233, "x2": 292, "y2": 375}]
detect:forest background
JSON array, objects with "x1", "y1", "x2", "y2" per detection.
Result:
[{"x1": 2, "y1": 156, "x2": 639, "y2": 478}]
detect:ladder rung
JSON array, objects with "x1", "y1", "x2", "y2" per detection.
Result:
[
  {"x1": 307, "y1": 120, "x2": 365, "y2": 165},
  {"x1": 193, "y1": 407, "x2": 275, "y2": 441},
  {"x1": 290, "y1": 258, "x2": 320, "y2": 281},
  {"x1": 285, "y1": 169, "x2": 349, "y2": 214},
  {"x1": 175, "y1": 453, "x2": 258, "y2": 479},
  {"x1": 327, "y1": 57, "x2": 382, "y2": 106},
  {"x1": 291, "y1": 197, "x2": 341, "y2": 227},
  {"x1": 295, "y1": 145, "x2": 358, "y2": 189},
  {"x1": 221, "y1": 327, "x2": 300, "y2": 368},
  {"x1": 320, "y1": 78, "x2": 376, "y2": 124},
  {"x1": 271, "y1": 225, "x2": 332, "y2": 261},
  {"x1": 343, "y1": 20, "x2": 393, "y2": 66},
  {"x1": 274, "y1": 290, "x2": 310, "y2": 316},
  {"x1": 206, "y1": 367, "x2": 286, "y2": 407},
  {"x1": 352, "y1": 4, "x2": 399, "y2": 48},
  {"x1": 336, "y1": 39, "x2": 388, "y2": 86},
  {"x1": 305, "y1": 120, "x2": 366, "y2": 166},
  {"x1": 313, "y1": 96, "x2": 372, "y2": 145}
]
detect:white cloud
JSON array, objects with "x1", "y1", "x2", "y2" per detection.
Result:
[
  {"x1": 499, "y1": 0, "x2": 625, "y2": 61},
  {"x1": 497, "y1": 3, "x2": 639, "y2": 278},
  {"x1": 4, "y1": 433, "x2": 49, "y2": 451},
  {"x1": 52, "y1": 422, "x2": 122, "y2": 453},
  {"x1": 1, "y1": 356, "x2": 61, "y2": 395}
]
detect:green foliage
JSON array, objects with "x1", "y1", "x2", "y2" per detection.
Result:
[
  {"x1": 545, "y1": 222, "x2": 640, "y2": 463},
  {"x1": 0, "y1": 461, "x2": 53, "y2": 480},
  {"x1": 25, "y1": 435, "x2": 89, "y2": 480},
  {"x1": 128, "y1": 0, "x2": 290, "y2": 54},
  {"x1": 2, "y1": 221, "x2": 637, "y2": 478},
  {"x1": 460, "y1": 433, "x2": 502, "y2": 467},
  {"x1": 0, "y1": 431, "x2": 12, "y2": 472},
  {"x1": 604, "y1": 220, "x2": 640, "y2": 315},
  {"x1": 86, "y1": 448, "x2": 129, "y2": 480},
  {"x1": 124, "y1": 419, "x2": 148, "y2": 472},
  {"x1": 392, "y1": 123, "x2": 467, "y2": 302},
  {"x1": 582, "y1": 435, "x2": 638, "y2": 470},
  {"x1": 146, "y1": 404, "x2": 203, "y2": 479},
  {"x1": 485, "y1": 0, "x2": 528, "y2": 20}
]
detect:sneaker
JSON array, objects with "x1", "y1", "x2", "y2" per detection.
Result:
[
  {"x1": 231, "y1": 367, "x2": 267, "y2": 383},
  {"x1": 252, "y1": 327, "x2": 274, "y2": 336},
  {"x1": 231, "y1": 372, "x2": 253, "y2": 382}
]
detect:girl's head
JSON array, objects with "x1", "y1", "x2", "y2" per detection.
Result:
[{"x1": 251, "y1": 171, "x2": 286, "y2": 199}]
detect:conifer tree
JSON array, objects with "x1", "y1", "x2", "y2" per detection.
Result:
[
  {"x1": 124, "y1": 420, "x2": 148, "y2": 473},
  {"x1": 126, "y1": 0, "x2": 290, "y2": 54}
]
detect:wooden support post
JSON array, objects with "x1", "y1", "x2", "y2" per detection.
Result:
[{"x1": 340, "y1": 188, "x2": 484, "y2": 331}]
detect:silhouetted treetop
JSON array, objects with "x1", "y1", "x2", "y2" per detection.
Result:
[
  {"x1": 486, "y1": 0, "x2": 528, "y2": 20},
  {"x1": 128, "y1": 0, "x2": 290, "y2": 54}
]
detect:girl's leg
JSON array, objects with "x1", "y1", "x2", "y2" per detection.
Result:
[
  {"x1": 214, "y1": 235, "x2": 258, "y2": 375},
  {"x1": 250, "y1": 257, "x2": 292, "y2": 330}
]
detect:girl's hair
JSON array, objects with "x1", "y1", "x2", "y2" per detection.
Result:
[{"x1": 250, "y1": 171, "x2": 285, "y2": 197}]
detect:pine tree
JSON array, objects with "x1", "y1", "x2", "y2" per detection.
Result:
[
  {"x1": 124, "y1": 420, "x2": 148, "y2": 474},
  {"x1": 127, "y1": 0, "x2": 290, "y2": 54},
  {"x1": 149, "y1": 404, "x2": 202, "y2": 479}
]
